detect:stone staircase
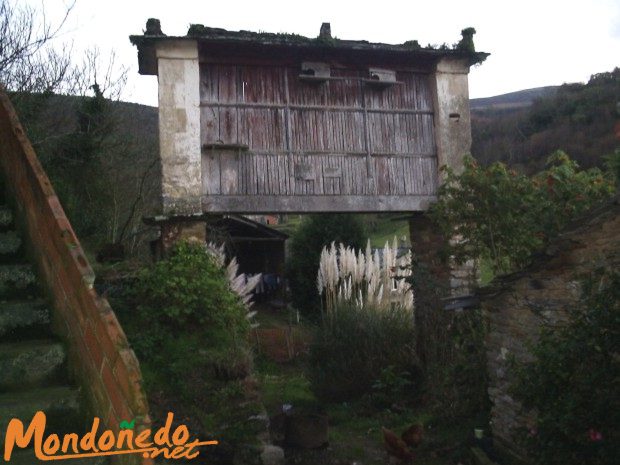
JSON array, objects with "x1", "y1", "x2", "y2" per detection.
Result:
[
  {"x1": 0, "y1": 203, "x2": 104, "y2": 464},
  {"x1": 1, "y1": 89, "x2": 151, "y2": 465}
]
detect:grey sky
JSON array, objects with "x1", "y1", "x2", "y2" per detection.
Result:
[{"x1": 29, "y1": 0, "x2": 620, "y2": 106}]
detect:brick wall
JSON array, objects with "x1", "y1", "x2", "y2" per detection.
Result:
[
  {"x1": 0, "y1": 89, "x2": 152, "y2": 465},
  {"x1": 480, "y1": 196, "x2": 620, "y2": 460}
]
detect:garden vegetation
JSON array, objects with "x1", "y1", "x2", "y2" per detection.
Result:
[
  {"x1": 431, "y1": 151, "x2": 615, "y2": 275},
  {"x1": 513, "y1": 270, "x2": 620, "y2": 465},
  {"x1": 115, "y1": 241, "x2": 262, "y2": 455}
]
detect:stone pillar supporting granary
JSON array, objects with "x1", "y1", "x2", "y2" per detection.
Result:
[
  {"x1": 408, "y1": 55, "x2": 478, "y2": 297},
  {"x1": 130, "y1": 21, "x2": 486, "y2": 285},
  {"x1": 156, "y1": 40, "x2": 202, "y2": 215}
]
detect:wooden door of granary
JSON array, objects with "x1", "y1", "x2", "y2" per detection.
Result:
[{"x1": 200, "y1": 62, "x2": 438, "y2": 212}]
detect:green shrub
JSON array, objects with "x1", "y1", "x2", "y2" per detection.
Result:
[
  {"x1": 128, "y1": 241, "x2": 252, "y2": 397},
  {"x1": 134, "y1": 241, "x2": 248, "y2": 333},
  {"x1": 512, "y1": 270, "x2": 620, "y2": 465},
  {"x1": 288, "y1": 214, "x2": 366, "y2": 316},
  {"x1": 604, "y1": 147, "x2": 620, "y2": 187},
  {"x1": 308, "y1": 303, "x2": 419, "y2": 402},
  {"x1": 371, "y1": 365, "x2": 413, "y2": 408},
  {"x1": 430, "y1": 152, "x2": 614, "y2": 275},
  {"x1": 114, "y1": 241, "x2": 265, "y2": 455}
]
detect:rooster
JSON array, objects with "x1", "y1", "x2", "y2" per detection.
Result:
[
  {"x1": 382, "y1": 427, "x2": 415, "y2": 463},
  {"x1": 401, "y1": 423, "x2": 424, "y2": 448}
]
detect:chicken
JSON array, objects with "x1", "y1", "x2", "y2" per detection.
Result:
[
  {"x1": 401, "y1": 423, "x2": 424, "y2": 448},
  {"x1": 382, "y1": 427, "x2": 415, "y2": 463}
]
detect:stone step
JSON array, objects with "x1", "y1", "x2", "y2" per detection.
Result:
[
  {"x1": 8, "y1": 449, "x2": 108, "y2": 464},
  {"x1": 0, "y1": 205, "x2": 13, "y2": 230},
  {"x1": 0, "y1": 298, "x2": 51, "y2": 338},
  {"x1": 0, "y1": 339, "x2": 66, "y2": 390},
  {"x1": 471, "y1": 446, "x2": 500, "y2": 465},
  {"x1": 0, "y1": 263, "x2": 38, "y2": 298},
  {"x1": 0, "y1": 230, "x2": 23, "y2": 261},
  {"x1": 0, "y1": 386, "x2": 82, "y2": 439}
]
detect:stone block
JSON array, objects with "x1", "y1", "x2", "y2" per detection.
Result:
[{"x1": 260, "y1": 445, "x2": 285, "y2": 465}]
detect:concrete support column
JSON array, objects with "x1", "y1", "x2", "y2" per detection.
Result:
[{"x1": 156, "y1": 40, "x2": 202, "y2": 215}]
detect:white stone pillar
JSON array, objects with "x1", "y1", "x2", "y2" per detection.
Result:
[
  {"x1": 156, "y1": 40, "x2": 202, "y2": 215},
  {"x1": 430, "y1": 58, "x2": 478, "y2": 295},
  {"x1": 432, "y1": 58, "x2": 472, "y2": 177}
]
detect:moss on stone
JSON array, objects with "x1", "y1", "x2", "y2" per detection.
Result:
[
  {"x1": 0, "y1": 231, "x2": 21, "y2": 256},
  {"x1": 457, "y1": 27, "x2": 477, "y2": 53},
  {"x1": 403, "y1": 40, "x2": 421, "y2": 50}
]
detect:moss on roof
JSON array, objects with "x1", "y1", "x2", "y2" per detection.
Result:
[{"x1": 130, "y1": 21, "x2": 489, "y2": 66}]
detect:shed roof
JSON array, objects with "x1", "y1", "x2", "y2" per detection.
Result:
[{"x1": 209, "y1": 215, "x2": 289, "y2": 241}]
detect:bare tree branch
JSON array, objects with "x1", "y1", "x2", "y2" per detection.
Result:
[{"x1": 0, "y1": 0, "x2": 76, "y2": 93}]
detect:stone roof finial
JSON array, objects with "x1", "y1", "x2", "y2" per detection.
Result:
[
  {"x1": 320, "y1": 22, "x2": 332, "y2": 39},
  {"x1": 145, "y1": 18, "x2": 164, "y2": 36},
  {"x1": 457, "y1": 27, "x2": 476, "y2": 52}
]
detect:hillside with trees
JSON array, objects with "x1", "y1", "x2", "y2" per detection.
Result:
[
  {"x1": 471, "y1": 68, "x2": 620, "y2": 172},
  {"x1": 1, "y1": 0, "x2": 161, "y2": 259},
  {"x1": 10, "y1": 91, "x2": 161, "y2": 258},
  {"x1": 470, "y1": 86, "x2": 558, "y2": 111}
]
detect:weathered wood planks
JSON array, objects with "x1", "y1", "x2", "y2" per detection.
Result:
[{"x1": 198, "y1": 62, "x2": 438, "y2": 208}]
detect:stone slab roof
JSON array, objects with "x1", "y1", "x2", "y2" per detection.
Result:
[{"x1": 130, "y1": 20, "x2": 489, "y2": 74}]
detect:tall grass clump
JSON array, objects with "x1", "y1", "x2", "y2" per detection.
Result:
[
  {"x1": 310, "y1": 237, "x2": 418, "y2": 402},
  {"x1": 288, "y1": 214, "x2": 366, "y2": 317},
  {"x1": 309, "y1": 303, "x2": 418, "y2": 402},
  {"x1": 317, "y1": 238, "x2": 413, "y2": 317},
  {"x1": 206, "y1": 241, "x2": 261, "y2": 322},
  {"x1": 310, "y1": 304, "x2": 418, "y2": 401}
]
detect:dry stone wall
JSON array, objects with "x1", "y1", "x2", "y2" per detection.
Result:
[{"x1": 481, "y1": 196, "x2": 619, "y2": 459}]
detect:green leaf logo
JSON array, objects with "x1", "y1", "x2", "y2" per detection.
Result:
[{"x1": 119, "y1": 419, "x2": 135, "y2": 430}]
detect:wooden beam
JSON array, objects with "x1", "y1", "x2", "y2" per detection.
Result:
[
  {"x1": 201, "y1": 194, "x2": 436, "y2": 213},
  {"x1": 200, "y1": 101, "x2": 434, "y2": 115},
  {"x1": 229, "y1": 237, "x2": 286, "y2": 242}
]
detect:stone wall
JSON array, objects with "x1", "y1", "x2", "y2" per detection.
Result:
[
  {"x1": 0, "y1": 89, "x2": 152, "y2": 465},
  {"x1": 480, "y1": 196, "x2": 620, "y2": 459}
]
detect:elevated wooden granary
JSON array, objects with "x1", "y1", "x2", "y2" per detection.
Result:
[{"x1": 130, "y1": 21, "x2": 487, "y2": 215}]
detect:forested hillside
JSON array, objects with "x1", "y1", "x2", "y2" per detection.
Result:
[
  {"x1": 470, "y1": 86, "x2": 558, "y2": 111},
  {"x1": 12, "y1": 91, "x2": 160, "y2": 257},
  {"x1": 471, "y1": 68, "x2": 620, "y2": 172}
]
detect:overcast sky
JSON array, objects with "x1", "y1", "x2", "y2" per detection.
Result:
[{"x1": 29, "y1": 0, "x2": 620, "y2": 106}]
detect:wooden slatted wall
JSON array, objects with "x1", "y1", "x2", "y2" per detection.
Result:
[{"x1": 200, "y1": 62, "x2": 437, "y2": 212}]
